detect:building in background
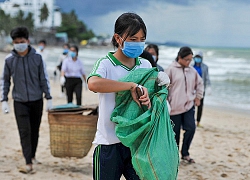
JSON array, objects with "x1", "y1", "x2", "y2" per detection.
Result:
[{"x1": 0, "y1": 0, "x2": 61, "y2": 29}]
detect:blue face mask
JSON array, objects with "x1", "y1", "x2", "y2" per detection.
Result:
[
  {"x1": 39, "y1": 45, "x2": 44, "y2": 50},
  {"x1": 63, "y1": 49, "x2": 68, "y2": 54},
  {"x1": 69, "y1": 51, "x2": 76, "y2": 58},
  {"x1": 121, "y1": 41, "x2": 145, "y2": 58},
  {"x1": 194, "y1": 57, "x2": 202, "y2": 63}
]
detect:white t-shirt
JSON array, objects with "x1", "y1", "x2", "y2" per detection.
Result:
[
  {"x1": 36, "y1": 48, "x2": 48, "y2": 61},
  {"x1": 88, "y1": 52, "x2": 152, "y2": 145},
  {"x1": 61, "y1": 57, "x2": 86, "y2": 78}
]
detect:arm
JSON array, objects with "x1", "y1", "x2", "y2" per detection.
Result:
[
  {"x1": 60, "y1": 71, "x2": 65, "y2": 77},
  {"x1": 205, "y1": 66, "x2": 211, "y2": 87},
  {"x1": 80, "y1": 62, "x2": 87, "y2": 82},
  {"x1": 82, "y1": 74, "x2": 87, "y2": 83},
  {"x1": 88, "y1": 76, "x2": 151, "y2": 108},
  {"x1": 88, "y1": 76, "x2": 136, "y2": 93},
  {"x1": 195, "y1": 72, "x2": 204, "y2": 106},
  {"x1": 39, "y1": 56, "x2": 52, "y2": 100},
  {"x1": 1, "y1": 61, "x2": 11, "y2": 102}
]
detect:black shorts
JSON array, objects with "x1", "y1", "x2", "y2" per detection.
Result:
[{"x1": 93, "y1": 143, "x2": 139, "y2": 180}]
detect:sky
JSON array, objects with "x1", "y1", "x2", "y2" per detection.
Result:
[
  {"x1": 1, "y1": 0, "x2": 250, "y2": 48},
  {"x1": 56, "y1": 0, "x2": 250, "y2": 48}
]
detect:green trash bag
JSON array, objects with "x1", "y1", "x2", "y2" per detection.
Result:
[{"x1": 111, "y1": 68, "x2": 179, "y2": 180}]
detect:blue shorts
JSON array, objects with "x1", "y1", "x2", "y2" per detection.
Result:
[{"x1": 93, "y1": 143, "x2": 139, "y2": 180}]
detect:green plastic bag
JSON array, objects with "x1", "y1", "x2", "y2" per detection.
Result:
[{"x1": 111, "y1": 68, "x2": 179, "y2": 180}]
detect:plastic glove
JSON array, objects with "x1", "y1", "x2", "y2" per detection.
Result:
[
  {"x1": 206, "y1": 86, "x2": 212, "y2": 95},
  {"x1": 156, "y1": 72, "x2": 170, "y2": 87},
  {"x1": 2, "y1": 101, "x2": 10, "y2": 113},
  {"x1": 60, "y1": 76, "x2": 66, "y2": 86},
  {"x1": 46, "y1": 99, "x2": 53, "y2": 111},
  {"x1": 167, "y1": 100, "x2": 171, "y2": 114}
]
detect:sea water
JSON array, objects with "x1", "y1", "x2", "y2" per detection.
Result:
[
  {"x1": 45, "y1": 45, "x2": 250, "y2": 112},
  {"x1": 159, "y1": 46, "x2": 250, "y2": 111}
]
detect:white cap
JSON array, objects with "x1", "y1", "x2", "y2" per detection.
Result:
[{"x1": 194, "y1": 51, "x2": 203, "y2": 58}]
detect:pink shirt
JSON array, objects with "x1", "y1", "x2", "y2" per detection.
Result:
[{"x1": 165, "y1": 61, "x2": 204, "y2": 115}]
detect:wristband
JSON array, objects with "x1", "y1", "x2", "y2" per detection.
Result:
[{"x1": 130, "y1": 83, "x2": 138, "y2": 90}]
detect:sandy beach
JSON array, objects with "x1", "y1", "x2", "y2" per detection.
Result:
[{"x1": 0, "y1": 51, "x2": 250, "y2": 180}]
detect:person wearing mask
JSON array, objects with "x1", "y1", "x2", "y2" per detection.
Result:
[
  {"x1": 193, "y1": 51, "x2": 211, "y2": 127},
  {"x1": 144, "y1": 43, "x2": 171, "y2": 112},
  {"x1": 139, "y1": 50, "x2": 157, "y2": 67},
  {"x1": 145, "y1": 44, "x2": 164, "y2": 71},
  {"x1": 56, "y1": 43, "x2": 70, "y2": 98},
  {"x1": 36, "y1": 39, "x2": 48, "y2": 61},
  {"x1": 87, "y1": 12, "x2": 170, "y2": 180},
  {"x1": 60, "y1": 45, "x2": 86, "y2": 105},
  {"x1": 1, "y1": 26, "x2": 53, "y2": 173},
  {"x1": 165, "y1": 46, "x2": 204, "y2": 164}
]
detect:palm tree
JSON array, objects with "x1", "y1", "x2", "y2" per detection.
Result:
[{"x1": 39, "y1": 3, "x2": 49, "y2": 28}]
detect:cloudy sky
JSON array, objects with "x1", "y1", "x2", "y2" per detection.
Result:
[
  {"x1": 1, "y1": 0, "x2": 249, "y2": 47},
  {"x1": 56, "y1": 0, "x2": 250, "y2": 48}
]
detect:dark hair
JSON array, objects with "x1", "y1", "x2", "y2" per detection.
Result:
[
  {"x1": 175, "y1": 46, "x2": 193, "y2": 61},
  {"x1": 145, "y1": 44, "x2": 159, "y2": 56},
  {"x1": 111, "y1": 12, "x2": 147, "y2": 48},
  {"x1": 10, "y1": 26, "x2": 29, "y2": 40},
  {"x1": 70, "y1": 45, "x2": 79, "y2": 55},
  {"x1": 63, "y1": 43, "x2": 70, "y2": 48},
  {"x1": 39, "y1": 40, "x2": 46, "y2": 45}
]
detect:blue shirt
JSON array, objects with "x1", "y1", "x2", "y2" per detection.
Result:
[{"x1": 194, "y1": 65, "x2": 202, "y2": 77}]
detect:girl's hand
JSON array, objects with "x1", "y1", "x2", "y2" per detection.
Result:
[
  {"x1": 194, "y1": 98, "x2": 201, "y2": 106},
  {"x1": 131, "y1": 84, "x2": 151, "y2": 109}
]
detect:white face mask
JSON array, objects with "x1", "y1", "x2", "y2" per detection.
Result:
[
  {"x1": 14, "y1": 43, "x2": 28, "y2": 52},
  {"x1": 152, "y1": 55, "x2": 157, "y2": 62}
]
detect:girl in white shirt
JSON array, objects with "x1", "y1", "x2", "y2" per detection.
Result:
[{"x1": 61, "y1": 45, "x2": 86, "y2": 105}]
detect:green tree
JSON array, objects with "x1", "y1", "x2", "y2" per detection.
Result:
[
  {"x1": 57, "y1": 10, "x2": 95, "y2": 43},
  {"x1": 40, "y1": 3, "x2": 49, "y2": 24},
  {"x1": 23, "y1": 12, "x2": 34, "y2": 33},
  {"x1": 13, "y1": 10, "x2": 34, "y2": 34},
  {"x1": 0, "y1": 9, "x2": 34, "y2": 35},
  {"x1": 0, "y1": 9, "x2": 12, "y2": 34}
]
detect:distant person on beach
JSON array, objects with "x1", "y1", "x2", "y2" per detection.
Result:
[
  {"x1": 145, "y1": 44, "x2": 164, "y2": 71},
  {"x1": 36, "y1": 39, "x2": 48, "y2": 61},
  {"x1": 165, "y1": 46, "x2": 204, "y2": 164},
  {"x1": 60, "y1": 45, "x2": 86, "y2": 105},
  {"x1": 56, "y1": 43, "x2": 70, "y2": 98},
  {"x1": 1, "y1": 26, "x2": 53, "y2": 174},
  {"x1": 139, "y1": 50, "x2": 157, "y2": 67},
  {"x1": 144, "y1": 43, "x2": 171, "y2": 112},
  {"x1": 193, "y1": 51, "x2": 211, "y2": 127},
  {"x1": 88, "y1": 12, "x2": 170, "y2": 180}
]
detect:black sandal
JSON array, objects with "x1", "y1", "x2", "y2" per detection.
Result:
[{"x1": 181, "y1": 156, "x2": 195, "y2": 164}]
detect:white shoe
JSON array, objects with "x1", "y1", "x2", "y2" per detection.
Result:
[
  {"x1": 18, "y1": 165, "x2": 36, "y2": 174},
  {"x1": 32, "y1": 158, "x2": 42, "y2": 165}
]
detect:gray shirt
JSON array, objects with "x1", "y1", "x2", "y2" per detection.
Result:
[{"x1": 1, "y1": 46, "x2": 52, "y2": 102}]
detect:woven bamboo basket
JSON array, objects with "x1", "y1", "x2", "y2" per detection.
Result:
[{"x1": 48, "y1": 106, "x2": 98, "y2": 158}]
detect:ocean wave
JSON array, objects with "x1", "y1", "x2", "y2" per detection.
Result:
[{"x1": 211, "y1": 76, "x2": 250, "y2": 84}]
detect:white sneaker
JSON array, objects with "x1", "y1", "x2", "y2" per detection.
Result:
[
  {"x1": 32, "y1": 158, "x2": 42, "y2": 165},
  {"x1": 18, "y1": 165, "x2": 36, "y2": 174}
]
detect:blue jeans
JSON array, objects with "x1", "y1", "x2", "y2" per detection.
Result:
[{"x1": 170, "y1": 106, "x2": 196, "y2": 157}]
